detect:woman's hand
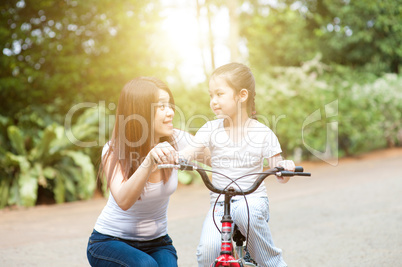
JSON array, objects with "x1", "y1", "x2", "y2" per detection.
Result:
[{"x1": 147, "y1": 141, "x2": 178, "y2": 166}]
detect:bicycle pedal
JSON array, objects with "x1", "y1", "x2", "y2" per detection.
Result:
[{"x1": 243, "y1": 252, "x2": 258, "y2": 265}]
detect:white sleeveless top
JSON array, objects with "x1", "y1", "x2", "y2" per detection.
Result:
[{"x1": 94, "y1": 129, "x2": 191, "y2": 241}]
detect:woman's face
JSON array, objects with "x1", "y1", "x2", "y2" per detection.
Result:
[{"x1": 153, "y1": 89, "x2": 174, "y2": 141}]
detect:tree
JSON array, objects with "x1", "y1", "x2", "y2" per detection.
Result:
[
  {"x1": 0, "y1": 0, "x2": 172, "y2": 206},
  {"x1": 240, "y1": 3, "x2": 318, "y2": 69},
  {"x1": 314, "y1": 0, "x2": 402, "y2": 73},
  {"x1": 0, "y1": 0, "x2": 169, "y2": 118},
  {"x1": 227, "y1": 0, "x2": 241, "y2": 62},
  {"x1": 240, "y1": 0, "x2": 402, "y2": 73}
]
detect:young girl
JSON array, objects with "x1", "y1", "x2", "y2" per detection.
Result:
[{"x1": 182, "y1": 63, "x2": 294, "y2": 267}]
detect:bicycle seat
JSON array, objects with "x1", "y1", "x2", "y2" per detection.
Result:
[{"x1": 232, "y1": 225, "x2": 246, "y2": 246}]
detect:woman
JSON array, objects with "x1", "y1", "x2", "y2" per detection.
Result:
[{"x1": 87, "y1": 77, "x2": 190, "y2": 267}]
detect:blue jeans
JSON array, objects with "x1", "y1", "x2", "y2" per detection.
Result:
[{"x1": 87, "y1": 230, "x2": 178, "y2": 267}]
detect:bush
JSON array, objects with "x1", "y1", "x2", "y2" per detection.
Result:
[
  {"x1": 253, "y1": 55, "x2": 402, "y2": 161},
  {"x1": 0, "y1": 105, "x2": 110, "y2": 208}
]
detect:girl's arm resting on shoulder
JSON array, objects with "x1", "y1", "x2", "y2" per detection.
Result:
[
  {"x1": 179, "y1": 143, "x2": 208, "y2": 166},
  {"x1": 179, "y1": 131, "x2": 211, "y2": 166},
  {"x1": 267, "y1": 154, "x2": 295, "y2": 184}
]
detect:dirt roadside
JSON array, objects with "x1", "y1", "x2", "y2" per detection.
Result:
[{"x1": 1, "y1": 148, "x2": 401, "y2": 266}]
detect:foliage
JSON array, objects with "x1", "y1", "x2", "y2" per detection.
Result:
[
  {"x1": 241, "y1": 0, "x2": 402, "y2": 74},
  {"x1": 253, "y1": 56, "x2": 402, "y2": 161},
  {"x1": 172, "y1": 81, "x2": 215, "y2": 135},
  {"x1": 253, "y1": 55, "x2": 333, "y2": 159},
  {"x1": 241, "y1": 4, "x2": 317, "y2": 68},
  {"x1": 0, "y1": 0, "x2": 174, "y2": 206},
  {"x1": 1, "y1": 0, "x2": 401, "y2": 199},
  {"x1": 335, "y1": 72, "x2": 402, "y2": 152},
  {"x1": 0, "y1": 0, "x2": 170, "y2": 118},
  {"x1": 177, "y1": 171, "x2": 193, "y2": 185},
  {"x1": 0, "y1": 105, "x2": 110, "y2": 208},
  {"x1": 311, "y1": 0, "x2": 402, "y2": 74}
]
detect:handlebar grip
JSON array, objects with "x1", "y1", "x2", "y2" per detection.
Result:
[
  {"x1": 280, "y1": 171, "x2": 295, "y2": 177},
  {"x1": 279, "y1": 171, "x2": 311, "y2": 177},
  {"x1": 295, "y1": 166, "x2": 304, "y2": 172},
  {"x1": 296, "y1": 172, "x2": 311, "y2": 176}
]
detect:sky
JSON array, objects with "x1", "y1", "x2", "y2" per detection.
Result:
[{"x1": 160, "y1": 0, "x2": 232, "y2": 85}]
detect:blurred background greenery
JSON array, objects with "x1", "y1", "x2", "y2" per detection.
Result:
[{"x1": 1, "y1": 0, "x2": 401, "y2": 208}]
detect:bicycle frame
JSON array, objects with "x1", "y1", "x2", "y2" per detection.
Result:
[
  {"x1": 158, "y1": 162, "x2": 310, "y2": 267},
  {"x1": 212, "y1": 191, "x2": 242, "y2": 267}
]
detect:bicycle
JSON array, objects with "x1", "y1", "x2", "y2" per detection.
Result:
[{"x1": 159, "y1": 160, "x2": 311, "y2": 267}]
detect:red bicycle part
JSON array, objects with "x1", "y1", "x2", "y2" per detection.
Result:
[{"x1": 211, "y1": 254, "x2": 241, "y2": 267}]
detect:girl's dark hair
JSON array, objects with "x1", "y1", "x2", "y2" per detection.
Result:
[
  {"x1": 101, "y1": 77, "x2": 176, "y2": 188},
  {"x1": 211, "y1": 62, "x2": 257, "y2": 120}
]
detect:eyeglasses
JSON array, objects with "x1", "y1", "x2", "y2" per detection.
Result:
[{"x1": 156, "y1": 103, "x2": 174, "y2": 111}]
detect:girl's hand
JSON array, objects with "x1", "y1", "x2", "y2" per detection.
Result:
[
  {"x1": 277, "y1": 160, "x2": 295, "y2": 171},
  {"x1": 276, "y1": 160, "x2": 295, "y2": 183},
  {"x1": 147, "y1": 141, "x2": 178, "y2": 166}
]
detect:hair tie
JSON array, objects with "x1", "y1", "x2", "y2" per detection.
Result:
[{"x1": 251, "y1": 111, "x2": 257, "y2": 115}]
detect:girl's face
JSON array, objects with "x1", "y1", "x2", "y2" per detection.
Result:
[
  {"x1": 209, "y1": 76, "x2": 239, "y2": 119},
  {"x1": 153, "y1": 89, "x2": 174, "y2": 141}
]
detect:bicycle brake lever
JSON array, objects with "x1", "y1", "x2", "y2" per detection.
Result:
[{"x1": 177, "y1": 158, "x2": 197, "y2": 170}]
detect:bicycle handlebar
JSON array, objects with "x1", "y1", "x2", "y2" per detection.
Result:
[{"x1": 158, "y1": 162, "x2": 311, "y2": 196}]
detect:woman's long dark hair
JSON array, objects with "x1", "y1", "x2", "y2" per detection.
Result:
[{"x1": 101, "y1": 77, "x2": 176, "y2": 188}]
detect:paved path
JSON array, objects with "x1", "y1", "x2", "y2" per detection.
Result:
[{"x1": 1, "y1": 148, "x2": 401, "y2": 266}]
